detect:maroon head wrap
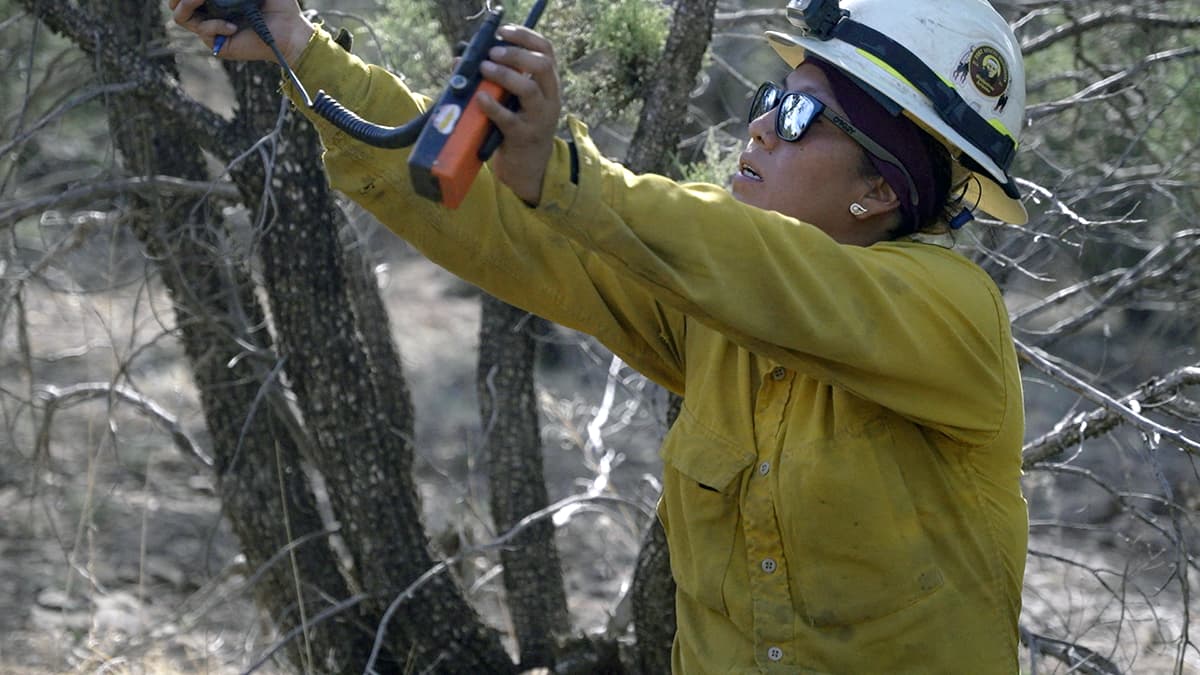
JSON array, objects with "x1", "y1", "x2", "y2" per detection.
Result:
[{"x1": 809, "y1": 58, "x2": 942, "y2": 232}]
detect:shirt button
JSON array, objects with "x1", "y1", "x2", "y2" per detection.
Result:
[
  {"x1": 767, "y1": 646, "x2": 784, "y2": 662},
  {"x1": 771, "y1": 367, "x2": 787, "y2": 380},
  {"x1": 759, "y1": 461, "x2": 770, "y2": 476},
  {"x1": 761, "y1": 558, "x2": 777, "y2": 573}
]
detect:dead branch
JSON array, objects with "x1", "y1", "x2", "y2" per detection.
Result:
[
  {"x1": 1020, "y1": 625, "x2": 1123, "y2": 675},
  {"x1": 1022, "y1": 8, "x2": 1200, "y2": 55},
  {"x1": 1010, "y1": 268, "x2": 1126, "y2": 323},
  {"x1": 1030, "y1": 464, "x2": 1195, "y2": 565},
  {"x1": 1027, "y1": 46, "x2": 1200, "y2": 121},
  {"x1": 0, "y1": 82, "x2": 140, "y2": 159},
  {"x1": 0, "y1": 176, "x2": 239, "y2": 226},
  {"x1": 14, "y1": 0, "x2": 237, "y2": 160},
  {"x1": 1023, "y1": 364, "x2": 1200, "y2": 468},
  {"x1": 362, "y1": 492, "x2": 654, "y2": 675},
  {"x1": 34, "y1": 381, "x2": 212, "y2": 468},
  {"x1": 1018, "y1": 341, "x2": 1200, "y2": 455},
  {"x1": 1023, "y1": 230, "x2": 1200, "y2": 344}
]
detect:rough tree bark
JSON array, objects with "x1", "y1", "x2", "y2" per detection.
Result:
[
  {"x1": 21, "y1": 0, "x2": 719, "y2": 669},
  {"x1": 225, "y1": 53, "x2": 513, "y2": 673},
  {"x1": 438, "y1": 0, "x2": 723, "y2": 669},
  {"x1": 22, "y1": 0, "x2": 518, "y2": 671},
  {"x1": 80, "y1": 0, "x2": 373, "y2": 670},
  {"x1": 478, "y1": 298, "x2": 570, "y2": 670}
]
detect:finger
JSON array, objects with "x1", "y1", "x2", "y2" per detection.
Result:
[
  {"x1": 487, "y1": 44, "x2": 553, "y2": 80},
  {"x1": 193, "y1": 19, "x2": 239, "y2": 42},
  {"x1": 491, "y1": 29, "x2": 558, "y2": 103},
  {"x1": 172, "y1": 0, "x2": 205, "y2": 29},
  {"x1": 486, "y1": 47, "x2": 558, "y2": 104},
  {"x1": 496, "y1": 25, "x2": 555, "y2": 61},
  {"x1": 480, "y1": 60, "x2": 541, "y2": 102},
  {"x1": 476, "y1": 90, "x2": 522, "y2": 133}
]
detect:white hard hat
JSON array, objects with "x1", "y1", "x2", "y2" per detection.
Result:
[{"x1": 766, "y1": 0, "x2": 1028, "y2": 224}]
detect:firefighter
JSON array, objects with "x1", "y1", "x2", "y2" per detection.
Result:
[{"x1": 173, "y1": 0, "x2": 1029, "y2": 671}]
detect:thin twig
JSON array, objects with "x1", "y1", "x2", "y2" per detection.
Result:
[
  {"x1": 1019, "y1": 625, "x2": 1124, "y2": 675},
  {"x1": 1019, "y1": 349, "x2": 1200, "y2": 466},
  {"x1": 34, "y1": 381, "x2": 213, "y2": 467},
  {"x1": 362, "y1": 492, "x2": 652, "y2": 674},
  {"x1": 1, "y1": 175, "x2": 240, "y2": 225}
]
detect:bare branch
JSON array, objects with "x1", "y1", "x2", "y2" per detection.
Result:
[
  {"x1": 363, "y1": 492, "x2": 654, "y2": 674},
  {"x1": 1024, "y1": 230, "x2": 1200, "y2": 344},
  {"x1": 1020, "y1": 625, "x2": 1123, "y2": 675},
  {"x1": 15, "y1": 0, "x2": 237, "y2": 160},
  {"x1": 1010, "y1": 268, "x2": 1126, "y2": 323},
  {"x1": 1, "y1": 176, "x2": 240, "y2": 226},
  {"x1": 0, "y1": 81, "x2": 139, "y2": 158},
  {"x1": 34, "y1": 382, "x2": 213, "y2": 467},
  {"x1": 1022, "y1": 8, "x2": 1200, "y2": 56},
  {"x1": 1028, "y1": 46, "x2": 1200, "y2": 121},
  {"x1": 1022, "y1": 362, "x2": 1200, "y2": 468}
]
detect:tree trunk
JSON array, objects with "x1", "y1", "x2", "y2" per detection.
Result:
[
  {"x1": 226, "y1": 55, "x2": 514, "y2": 673},
  {"x1": 78, "y1": 0, "x2": 373, "y2": 670},
  {"x1": 478, "y1": 297, "x2": 570, "y2": 669},
  {"x1": 625, "y1": 0, "x2": 721, "y2": 174},
  {"x1": 24, "y1": 0, "x2": 519, "y2": 671},
  {"x1": 631, "y1": 519, "x2": 676, "y2": 675}
]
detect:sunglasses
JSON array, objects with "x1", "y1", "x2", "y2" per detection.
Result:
[{"x1": 748, "y1": 82, "x2": 920, "y2": 207}]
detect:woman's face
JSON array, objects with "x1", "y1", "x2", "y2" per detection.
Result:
[{"x1": 732, "y1": 62, "x2": 893, "y2": 246}]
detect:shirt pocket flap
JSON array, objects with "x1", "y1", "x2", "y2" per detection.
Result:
[{"x1": 662, "y1": 405, "x2": 756, "y2": 494}]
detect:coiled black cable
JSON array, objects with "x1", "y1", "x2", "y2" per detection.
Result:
[{"x1": 242, "y1": 4, "x2": 430, "y2": 148}]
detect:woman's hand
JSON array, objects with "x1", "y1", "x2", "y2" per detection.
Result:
[
  {"x1": 169, "y1": 0, "x2": 314, "y2": 66},
  {"x1": 476, "y1": 25, "x2": 563, "y2": 207}
]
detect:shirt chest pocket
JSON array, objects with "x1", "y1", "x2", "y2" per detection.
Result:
[
  {"x1": 658, "y1": 409, "x2": 755, "y2": 617},
  {"x1": 780, "y1": 416, "x2": 945, "y2": 627}
]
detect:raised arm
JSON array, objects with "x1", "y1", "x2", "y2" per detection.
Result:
[
  {"x1": 532, "y1": 131, "x2": 1019, "y2": 444},
  {"x1": 170, "y1": 5, "x2": 686, "y2": 391}
]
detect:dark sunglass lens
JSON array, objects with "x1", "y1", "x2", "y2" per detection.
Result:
[
  {"x1": 779, "y1": 93, "x2": 819, "y2": 142},
  {"x1": 749, "y1": 83, "x2": 780, "y2": 122},
  {"x1": 779, "y1": 94, "x2": 803, "y2": 141}
]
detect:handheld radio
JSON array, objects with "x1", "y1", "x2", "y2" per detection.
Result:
[
  {"x1": 404, "y1": 4, "x2": 545, "y2": 207},
  {"x1": 197, "y1": 0, "x2": 549, "y2": 209}
]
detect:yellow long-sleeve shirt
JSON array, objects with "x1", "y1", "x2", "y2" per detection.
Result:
[{"x1": 284, "y1": 28, "x2": 1028, "y2": 674}]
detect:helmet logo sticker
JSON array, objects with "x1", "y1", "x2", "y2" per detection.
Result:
[{"x1": 954, "y1": 45, "x2": 1011, "y2": 109}]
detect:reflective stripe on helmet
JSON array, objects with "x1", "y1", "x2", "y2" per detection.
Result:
[{"x1": 817, "y1": 17, "x2": 1019, "y2": 172}]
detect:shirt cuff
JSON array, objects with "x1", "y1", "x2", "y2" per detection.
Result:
[{"x1": 537, "y1": 115, "x2": 607, "y2": 222}]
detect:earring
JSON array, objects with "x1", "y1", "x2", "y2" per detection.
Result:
[{"x1": 849, "y1": 203, "x2": 869, "y2": 216}]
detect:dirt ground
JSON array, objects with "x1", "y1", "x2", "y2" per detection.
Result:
[{"x1": 1, "y1": 233, "x2": 1197, "y2": 674}]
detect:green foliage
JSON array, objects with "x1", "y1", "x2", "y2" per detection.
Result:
[
  {"x1": 679, "y1": 126, "x2": 741, "y2": 187},
  {"x1": 368, "y1": 1, "x2": 453, "y2": 92},
  {"x1": 553, "y1": 0, "x2": 670, "y2": 134},
  {"x1": 593, "y1": 0, "x2": 670, "y2": 81},
  {"x1": 357, "y1": 0, "x2": 668, "y2": 142}
]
